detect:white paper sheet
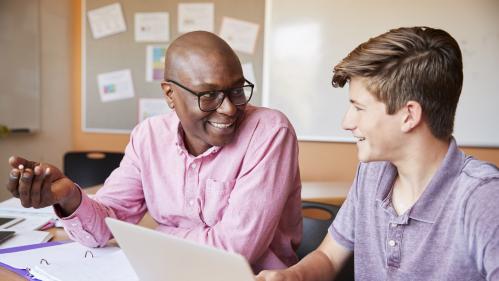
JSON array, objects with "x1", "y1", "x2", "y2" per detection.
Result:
[
  {"x1": 0, "y1": 198, "x2": 56, "y2": 231},
  {"x1": 0, "y1": 242, "x2": 120, "y2": 270},
  {"x1": 30, "y1": 250, "x2": 138, "y2": 281},
  {"x1": 146, "y1": 45, "x2": 168, "y2": 82},
  {"x1": 242, "y1": 62, "x2": 257, "y2": 92},
  {"x1": 178, "y1": 3, "x2": 214, "y2": 33},
  {"x1": 87, "y1": 3, "x2": 127, "y2": 39},
  {"x1": 138, "y1": 98, "x2": 170, "y2": 123},
  {"x1": 219, "y1": 17, "x2": 259, "y2": 54},
  {"x1": 97, "y1": 69, "x2": 135, "y2": 102},
  {"x1": 0, "y1": 230, "x2": 53, "y2": 249},
  {"x1": 134, "y1": 12, "x2": 170, "y2": 42}
]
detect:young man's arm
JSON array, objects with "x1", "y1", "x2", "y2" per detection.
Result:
[{"x1": 256, "y1": 235, "x2": 352, "y2": 281}]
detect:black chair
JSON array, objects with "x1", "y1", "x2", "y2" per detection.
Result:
[
  {"x1": 297, "y1": 201, "x2": 354, "y2": 281},
  {"x1": 63, "y1": 151, "x2": 124, "y2": 188}
]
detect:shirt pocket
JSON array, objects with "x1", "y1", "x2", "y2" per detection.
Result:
[{"x1": 200, "y1": 178, "x2": 235, "y2": 226}]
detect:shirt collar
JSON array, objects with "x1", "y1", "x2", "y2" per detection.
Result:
[
  {"x1": 173, "y1": 117, "x2": 222, "y2": 159},
  {"x1": 375, "y1": 137, "x2": 466, "y2": 223},
  {"x1": 408, "y1": 137, "x2": 465, "y2": 223}
]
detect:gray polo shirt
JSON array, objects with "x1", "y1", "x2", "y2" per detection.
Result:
[{"x1": 330, "y1": 139, "x2": 499, "y2": 280}]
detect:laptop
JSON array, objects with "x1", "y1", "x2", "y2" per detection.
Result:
[{"x1": 105, "y1": 218, "x2": 255, "y2": 281}]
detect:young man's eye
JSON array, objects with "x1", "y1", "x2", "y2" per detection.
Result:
[{"x1": 354, "y1": 106, "x2": 363, "y2": 111}]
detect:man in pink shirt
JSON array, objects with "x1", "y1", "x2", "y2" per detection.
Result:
[{"x1": 5, "y1": 31, "x2": 302, "y2": 272}]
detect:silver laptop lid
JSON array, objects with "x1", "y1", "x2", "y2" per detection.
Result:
[{"x1": 105, "y1": 218, "x2": 255, "y2": 281}]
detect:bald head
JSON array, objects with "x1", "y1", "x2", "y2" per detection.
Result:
[{"x1": 164, "y1": 31, "x2": 242, "y2": 82}]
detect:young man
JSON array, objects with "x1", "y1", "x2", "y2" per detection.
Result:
[
  {"x1": 257, "y1": 27, "x2": 499, "y2": 280},
  {"x1": 5, "y1": 31, "x2": 302, "y2": 273}
]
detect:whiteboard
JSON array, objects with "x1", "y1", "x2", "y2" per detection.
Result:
[{"x1": 263, "y1": 0, "x2": 499, "y2": 147}]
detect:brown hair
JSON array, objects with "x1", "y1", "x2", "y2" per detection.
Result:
[{"x1": 332, "y1": 27, "x2": 463, "y2": 140}]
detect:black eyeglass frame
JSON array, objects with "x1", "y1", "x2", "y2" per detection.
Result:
[{"x1": 166, "y1": 79, "x2": 254, "y2": 112}]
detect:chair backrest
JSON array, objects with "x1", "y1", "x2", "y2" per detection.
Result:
[
  {"x1": 297, "y1": 201, "x2": 340, "y2": 259},
  {"x1": 63, "y1": 151, "x2": 124, "y2": 188},
  {"x1": 297, "y1": 201, "x2": 354, "y2": 281}
]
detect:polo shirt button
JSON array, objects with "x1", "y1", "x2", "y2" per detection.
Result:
[
  {"x1": 189, "y1": 199, "x2": 194, "y2": 206},
  {"x1": 191, "y1": 163, "x2": 196, "y2": 169},
  {"x1": 388, "y1": 240, "x2": 396, "y2": 247},
  {"x1": 390, "y1": 223, "x2": 397, "y2": 228}
]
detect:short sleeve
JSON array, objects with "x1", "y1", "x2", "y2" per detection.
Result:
[{"x1": 329, "y1": 164, "x2": 362, "y2": 250}]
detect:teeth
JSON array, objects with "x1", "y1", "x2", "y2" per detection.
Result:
[{"x1": 209, "y1": 121, "x2": 233, "y2": 129}]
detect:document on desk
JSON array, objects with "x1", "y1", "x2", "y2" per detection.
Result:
[
  {"x1": 0, "y1": 198, "x2": 57, "y2": 231},
  {"x1": 0, "y1": 242, "x2": 138, "y2": 281},
  {"x1": 0, "y1": 230, "x2": 53, "y2": 249}
]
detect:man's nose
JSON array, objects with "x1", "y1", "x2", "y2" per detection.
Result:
[{"x1": 216, "y1": 94, "x2": 237, "y2": 116}]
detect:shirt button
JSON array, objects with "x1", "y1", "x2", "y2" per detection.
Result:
[
  {"x1": 189, "y1": 200, "x2": 194, "y2": 206},
  {"x1": 390, "y1": 223, "x2": 397, "y2": 228},
  {"x1": 191, "y1": 163, "x2": 196, "y2": 169},
  {"x1": 388, "y1": 240, "x2": 396, "y2": 247}
]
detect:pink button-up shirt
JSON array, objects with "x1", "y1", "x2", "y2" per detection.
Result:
[{"x1": 59, "y1": 105, "x2": 302, "y2": 272}]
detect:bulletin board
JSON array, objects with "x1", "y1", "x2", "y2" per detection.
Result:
[
  {"x1": 263, "y1": 0, "x2": 499, "y2": 147},
  {"x1": 83, "y1": 0, "x2": 265, "y2": 133}
]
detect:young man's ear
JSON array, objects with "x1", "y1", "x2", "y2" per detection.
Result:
[
  {"x1": 161, "y1": 81, "x2": 175, "y2": 109},
  {"x1": 401, "y1": 101, "x2": 423, "y2": 133}
]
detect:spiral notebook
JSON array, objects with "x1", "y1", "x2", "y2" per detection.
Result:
[{"x1": 0, "y1": 241, "x2": 138, "y2": 281}]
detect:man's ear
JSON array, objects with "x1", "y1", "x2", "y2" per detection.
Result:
[
  {"x1": 401, "y1": 101, "x2": 423, "y2": 133},
  {"x1": 161, "y1": 81, "x2": 175, "y2": 109}
]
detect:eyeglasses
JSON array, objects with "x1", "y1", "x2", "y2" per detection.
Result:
[{"x1": 166, "y1": 79, "x2": 254, "y2": 112}]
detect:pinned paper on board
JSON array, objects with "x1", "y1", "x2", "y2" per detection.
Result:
[
  {"x1": 139, "y1": 98, "x2": 170, "y2": 122},
  {"x1": 242, "y1": 62, "x2": 257, "y2": 92},
  {"x1": 97, "y1": 69, "x2": 135, "y2": 103},
  {"x1": 87, "y1": 3, "x2": 127, "y2": 39},
  {"x1": 219, "y1": 17, "x2": 259, "y2": 54},
  {"x1": 134, "y1": 12, "x2": 170, "y2": 42},
  {"x1": 178, "y1": 3, "x2": 214, "y2": 33},
  {"x1": 146, "y1": 45, "x2": 167, "y2": 82}
]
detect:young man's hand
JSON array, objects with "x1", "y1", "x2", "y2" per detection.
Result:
[{"x1": 5, "y1": 156, "x2": 81, "y2": 215}]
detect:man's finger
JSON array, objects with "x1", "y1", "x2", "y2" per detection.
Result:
[
  {"x1": 18, "y1": 168, "x2": 34, "y2": 208},
  {"x1": 6, "y1": 169, "x2": 21, "y2": 197},
  {"x1": 30, "y1": 166, "x2": 44, "y2": 208},
  {"x1": 40, "y1": 168, "x2": 54, "y2": 207},
  {"x1": 8, "y1": 156, "x2": 39, "y2": 170}
]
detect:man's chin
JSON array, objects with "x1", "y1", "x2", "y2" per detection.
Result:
[{"x1": 210, "y1": 135, "x2": 235, "y2": 147}]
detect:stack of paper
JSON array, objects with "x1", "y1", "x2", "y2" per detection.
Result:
[
  {"x1": 0, "y1": 230, "x2": 53, "y2": 249},
  {"x1": 0, "y1": 197, "x2": 57, "y2": 231}
]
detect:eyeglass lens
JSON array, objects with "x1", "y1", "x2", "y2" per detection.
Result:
[{"x1": 199, "y1": 86, "x2": 252, "y2": 111}]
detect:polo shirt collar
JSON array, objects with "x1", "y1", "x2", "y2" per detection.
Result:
[
  {"x1": 409, "y1": 137, "x2": 465, "y2": 223},
  {"x1": 375, "y1": 137, "x2": 465, "y2": 223}
]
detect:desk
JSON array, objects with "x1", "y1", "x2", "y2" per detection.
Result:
[
  {"x1": 0, "y1": 181, "x2": 350, "y2": 280},
  {"x1": 301, "y1": 181, "x2": 350, "y2": 206}
]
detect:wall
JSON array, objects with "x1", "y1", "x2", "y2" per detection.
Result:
[
  {"x1": 0, "y1": 0, "x2": 72, "y2": 201},
  {"x1": 71, "y1": 0, "x2": 499, "y2": 184}
]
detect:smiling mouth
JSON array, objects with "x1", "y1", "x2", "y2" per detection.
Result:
[{"x1": 208, "y1": 121, "x2": 235, "y2": 129}]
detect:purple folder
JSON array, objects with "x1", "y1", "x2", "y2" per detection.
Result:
[{"x1": 0, "y1": 240, "x2": 71, "y2": 280}]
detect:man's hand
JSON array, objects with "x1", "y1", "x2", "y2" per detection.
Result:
[
  {"x1": 255, "y1": 269, "x2": 300, "y2": 281},
  {"x1": 5, "y1": 156, "x2": 81, "y2": 215}
]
